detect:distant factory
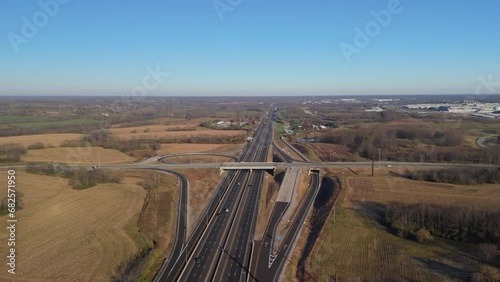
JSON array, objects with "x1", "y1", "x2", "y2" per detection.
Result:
[{"x1": 402, "y1": 100, "x2": 500, "y2": 118}]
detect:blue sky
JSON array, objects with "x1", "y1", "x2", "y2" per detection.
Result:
[{"x1": 0, "y1": 0, "x2": 499, "y2": 96}]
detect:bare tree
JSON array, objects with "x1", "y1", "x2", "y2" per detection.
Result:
[{"x1": 479, "y1": 243, "x2": 499, "y2": 263}]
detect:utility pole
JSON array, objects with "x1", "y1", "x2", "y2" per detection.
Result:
[
  {"x1": 371, "y1": 151, "x2": 375, "y2": 177},
  {"x1": 378, "y1": 147, "x2": 381, "y2": 169}
]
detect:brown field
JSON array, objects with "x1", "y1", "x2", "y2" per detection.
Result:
[
  {"x1": 210, "y1": 143, "x2": 246, "y2": 156},
  {"x1": 346, "y1": 176, "x2": 500, "y2": 211},
  {"x1": 0, "y1": 133, "x2": 84, "y2": 147},
  {"x1": 156, "y1": 143, "x2": 238, "y2": 155},
  {"x1": 22, "y1": 147, "x2": 136, "y2": 164},
  {"x1": 162, "y1": 155, "x2": 234, "y2": 164},
  {"x1": 285, "y1": 174, "x2": 500, "y2": 281},
  {"x1": 0, "y1": 171, "x2": 146, "y2": 281}
]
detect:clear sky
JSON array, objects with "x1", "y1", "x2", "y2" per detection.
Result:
[{"x1": 1, "y1": 0, "x2": 499, "y2": 96}]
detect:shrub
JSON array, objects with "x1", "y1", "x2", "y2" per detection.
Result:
[
  {"x1": 406, "y1": 167, "x2": 500, "y2": 185},
  {"x1": 385, "y1": 202, "x2": 500, "y2": 244},
  {"x1": 26, "y1": 162, "x2": 73, "y2": 177},
  {"x1": 69, "y1": 169, "x2": 122, "y2": 189},
  {"x1": 471, "y1": 265, "x2": 500, "y2": 282},
  {"x1": 415, "y1": 228, "x2": 433, "y2": 243},
  {"x1": 27, "y1": 142, "x2": 45, "y2": 150}
]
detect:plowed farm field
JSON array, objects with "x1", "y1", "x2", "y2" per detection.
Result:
[
  {"x1": 0, "y1": 133, "x2": 84, "y2": 147},
  {"x1": 22, "y1": 147, "x2": 135, "y2": 164},
  {"x1": 0, "y1": 171, "x2": 146, "y2": 281}
]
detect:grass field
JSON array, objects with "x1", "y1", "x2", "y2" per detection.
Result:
[
  {"x1": 0, "y1": 171, "x2": 147, "y2": 281},
  {"x1": 292, "y1": 143, "x2": 322, "y2": 162},
  {"x1": 12, "y1": 118, "x2": 96, "y2": 128},
  {"x1": 22, "y1": 147, "x2": 135, "y2": 164},
  {"x1": 275, "y1": 122, "x2": 286, "y2": 137},
  {"x1": 0, "y1": 115, "x2": 43, "y2": 123},
  {"x1": 285, "y1": 174, "x2": 500, "y2": 281},
  {"x1": 0, "y1": 133, "x2": 84, "y2": 146}
]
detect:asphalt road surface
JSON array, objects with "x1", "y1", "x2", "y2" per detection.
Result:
[{"x1": 251, "y1": 171, "x2": 320, "y2": 282}]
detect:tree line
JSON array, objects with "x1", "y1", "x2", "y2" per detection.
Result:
[
  {"x1": 26, "y1": 163, "x2": 121, "y2": 189},
  {"x1": 0, "y1": 143, "x2": 27, "y2": 163},
  {"x1": 406, "y1": 167, "x2": 500, "y2": 185},
  {"x1": 82, "y1": 130, "x2": 246, "y2": 153},
  {"x1": 385, "y1": 202, "x2": 500, "y2": 244}
]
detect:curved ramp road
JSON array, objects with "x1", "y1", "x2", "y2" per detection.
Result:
[{"x1": 140, "y1": 168, "x2": 188, "y2": 281}]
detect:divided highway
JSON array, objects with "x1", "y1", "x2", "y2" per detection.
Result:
[
  {"x1": 178, "y1": 106, "x2": 273, "y2": 281},
  {"x1": 154, "y1": 105, "x2": 276, "y2": 281}
]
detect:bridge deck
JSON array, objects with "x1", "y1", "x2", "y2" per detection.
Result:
[{"x1": 276, "y1": 168, "x2": 299, "y2": 203}]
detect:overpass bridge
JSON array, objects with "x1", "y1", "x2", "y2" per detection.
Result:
[{"x1": 219, "y1": 162, "x2": 277, "y2": 174}]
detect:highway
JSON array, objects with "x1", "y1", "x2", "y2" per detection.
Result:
[
  {"x1": 178, "y1": 106, "x2": 274, "y2": 281},
  {"x1": 272, "y1": 141, "x2": 294, "y2": 163},
  {"x1": 277, "y1": 137, "x2": 309, "y2": 162}
]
